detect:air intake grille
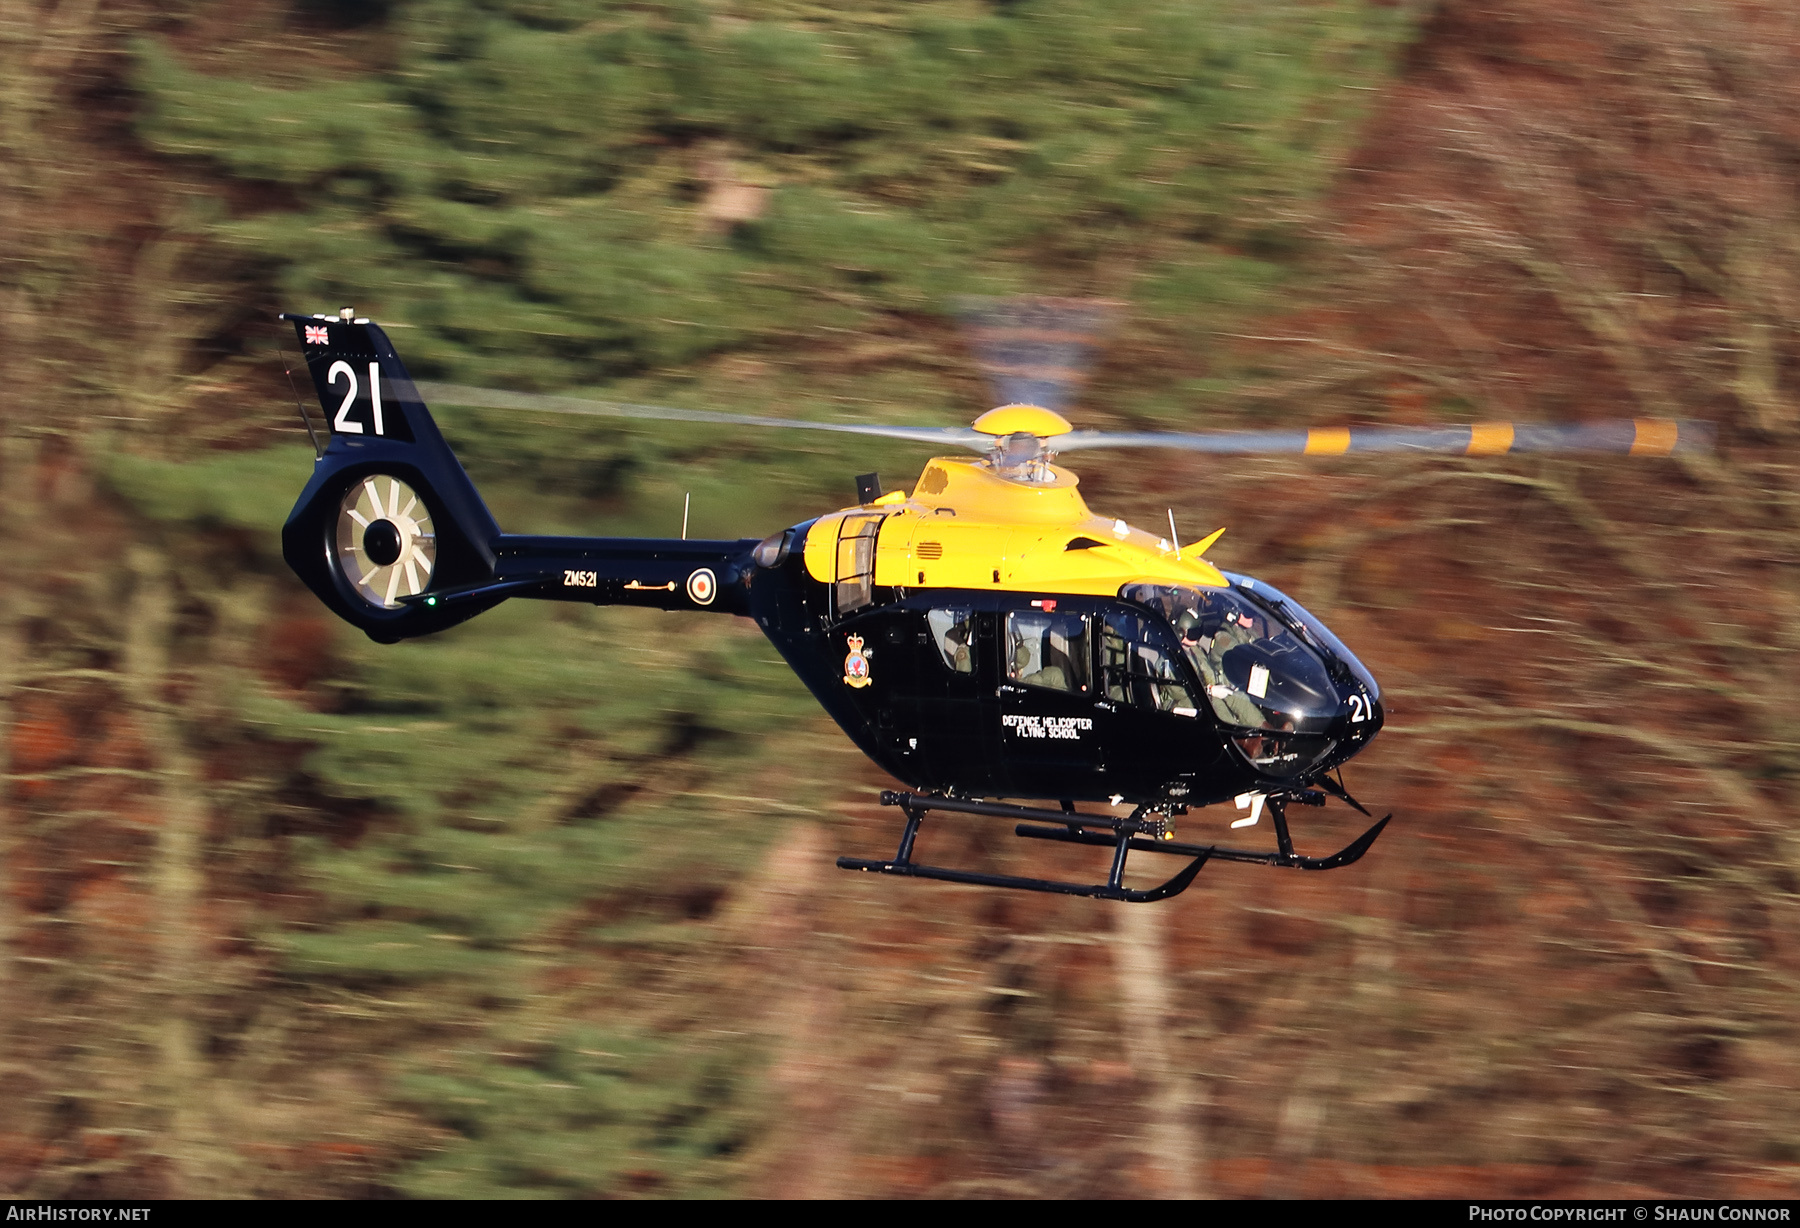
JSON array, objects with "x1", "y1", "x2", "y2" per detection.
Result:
[{"x1": 916, "y1": 541, "x2": 944, "y2": 560}]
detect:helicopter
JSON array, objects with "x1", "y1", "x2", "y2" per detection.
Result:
[{"x1": 276, "y1": 301, "x2": 1714, "y2": 903}]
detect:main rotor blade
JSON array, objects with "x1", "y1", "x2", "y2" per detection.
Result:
[
  {"x1": 1054, "y1": 419, "x2": 1716, "y2": 456},
  {"x1": 416, "y1": 381, "x2": 1716, "y2": 460},
  {"x1": 414, "y1": 382, "x2": 988, "y2": 451}
]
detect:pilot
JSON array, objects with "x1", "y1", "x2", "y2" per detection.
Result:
[
  {"x1": 930, "y1": 611, "x2": 975, "y2": 673},
  {"x1": 1182, "y1": 599, "x2": 1265, "y2": 727},
  {"x1": 1013, "y1": 631, "x2": 1069, "y2": 691},
  {"x1": 943, "y1": 618, "x2": 973, "y2": 673},
  {"x1": 1136, "y1": 642, "x2": 1194, "y2": 712}
]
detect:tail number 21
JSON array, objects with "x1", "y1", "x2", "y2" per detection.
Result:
[{"x1": 328, "y1": 361, "x2": 386, "y2": 436}]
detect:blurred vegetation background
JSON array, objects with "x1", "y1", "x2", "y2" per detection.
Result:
[{"x1": 3, "y1": 0, "x2": 1798, "y2": 1199}]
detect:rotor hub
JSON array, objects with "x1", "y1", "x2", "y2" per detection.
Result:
[{"x1": 362, "y1": 519, "x2": 403, "y2": 567}]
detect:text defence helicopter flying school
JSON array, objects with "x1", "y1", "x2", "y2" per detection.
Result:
[{"x1": 277, "y1": 301, "x2": 1713, "y2": 903}]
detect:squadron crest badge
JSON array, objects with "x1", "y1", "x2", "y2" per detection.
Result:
[{"x1": 842, "y1": 634, "x2": 872, "y2": 688}]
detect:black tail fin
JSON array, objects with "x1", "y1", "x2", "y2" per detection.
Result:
[{"x1": 279, "y1": 311, "x2": 502, "y2": 642}]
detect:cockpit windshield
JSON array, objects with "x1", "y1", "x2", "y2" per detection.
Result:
[
  {"x1": 1121, "y1": 582, "x2": 1341, "y2": 733},
  {"x1": 1219, "y1": 571, "x2": 1379, "y2": 701}
]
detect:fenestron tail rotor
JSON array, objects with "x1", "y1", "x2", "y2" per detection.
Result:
[{"x1": 335, "y1": 474, "x2": 438, "y2": 609}]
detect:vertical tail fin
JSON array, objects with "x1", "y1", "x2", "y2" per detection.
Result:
[{"x1": 279, "y1": 311, "x2": 502, "y2": 642}]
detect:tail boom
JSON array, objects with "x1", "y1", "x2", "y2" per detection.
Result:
[
  {"x1": 278, "y1": 311, "x2": 755, "y2": 640},
  {"x1": 406, "y1": 535, "x2": 756, "y2": 616}
]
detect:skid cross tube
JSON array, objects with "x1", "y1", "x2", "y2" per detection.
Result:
[
  {"x1": 835, "y1": 792, "x2": 1208, "y2": 903},
  {"x1": 873, "y1": 791, "x2": 1147, "y2": 832}
]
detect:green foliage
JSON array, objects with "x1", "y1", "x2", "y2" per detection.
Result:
[
  {"x1": 235, "y1": 600, "x2": 805, "y2": 1196},
  {"x1": 104, "y1": 443, "x2": 319, "y2": 533},
  {"x1": 102, "y1": 434, "x2": 815, "y2": 1196},
  {"x1": 135, "y1": 0, "x2": 1411, "y2": 395},
  {"x1": 245, "y1": 595, "x2": 811, "y2": 974},
  {"x1": 396, "y1": 1028, "x2": 753, "y2": 1199}
]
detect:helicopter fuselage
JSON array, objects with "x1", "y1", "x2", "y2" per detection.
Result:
[
  {"x1": 278, "y1": 313, "x2": 1383, "y2": 813},
  {"x1": 751, "y1": 571, "x2": 1378, "y2": 807},
  {"x1": 431, "y1": 457, "x2": 1387, "y2": 808}
]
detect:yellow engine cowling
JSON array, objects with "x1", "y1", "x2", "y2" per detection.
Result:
[{"x1": 805, "y1": 455, "x2": 1228, "y2": 596}]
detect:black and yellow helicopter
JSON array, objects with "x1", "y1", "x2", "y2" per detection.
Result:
[{"x1": 277, "y1": 301, "x2": 1712, "y2": 903}]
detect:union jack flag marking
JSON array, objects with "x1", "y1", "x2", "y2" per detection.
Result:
[{"x1": 303, "y1": 325, "x2": 330, "y2": 345}]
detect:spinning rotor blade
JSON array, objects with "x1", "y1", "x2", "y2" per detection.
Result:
[
  {"x1": 954, "y1": 295, "x2": 1121, "y2": 413},
  {"x1": 414, "y1": 382, "x2": 988, "y2": 451},
  {"x1": 1053, "y1": 418, "x2": 1716, "y2": 457},
  {"x1": 419, "y1": 380, "x2": 1714, "y2": 460}
]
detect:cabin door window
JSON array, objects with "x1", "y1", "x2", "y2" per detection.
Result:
[
  {"x1": 927, "y1": 608, "x2": 976, "y2": 674},
  {"x1": 997, "y1": 609, "x2": 1100, "y2": 790},
  {"x1": 1004, "y1": 611, "x2": 1091, "y2": 694},
  {"x1": 834, "y1": 512, "x2": 884, "y2": 616}
]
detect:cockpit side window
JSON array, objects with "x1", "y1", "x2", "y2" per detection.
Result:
[
  {"x1": 1100, "y1": 611, "x2": 1197, "y2": 716},
  {"x1": 1005, "y1": 611, "x2": 1090, "y2": 694},
  {"x1": 927, "y1": 608, "x2": 976, "y2": 674}
]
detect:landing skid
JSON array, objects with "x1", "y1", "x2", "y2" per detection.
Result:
[{"x1": 836, "y1": 791, "x2": 1391, "y2": 903}]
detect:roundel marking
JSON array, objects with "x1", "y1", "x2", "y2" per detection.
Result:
[{"x1": 686, "y1": 567, "x2": 717, "y2": 606}]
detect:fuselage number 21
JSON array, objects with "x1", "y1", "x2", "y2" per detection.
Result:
[{"x1": 328, "y1": 361, "x2": 386, "y2": 436}]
